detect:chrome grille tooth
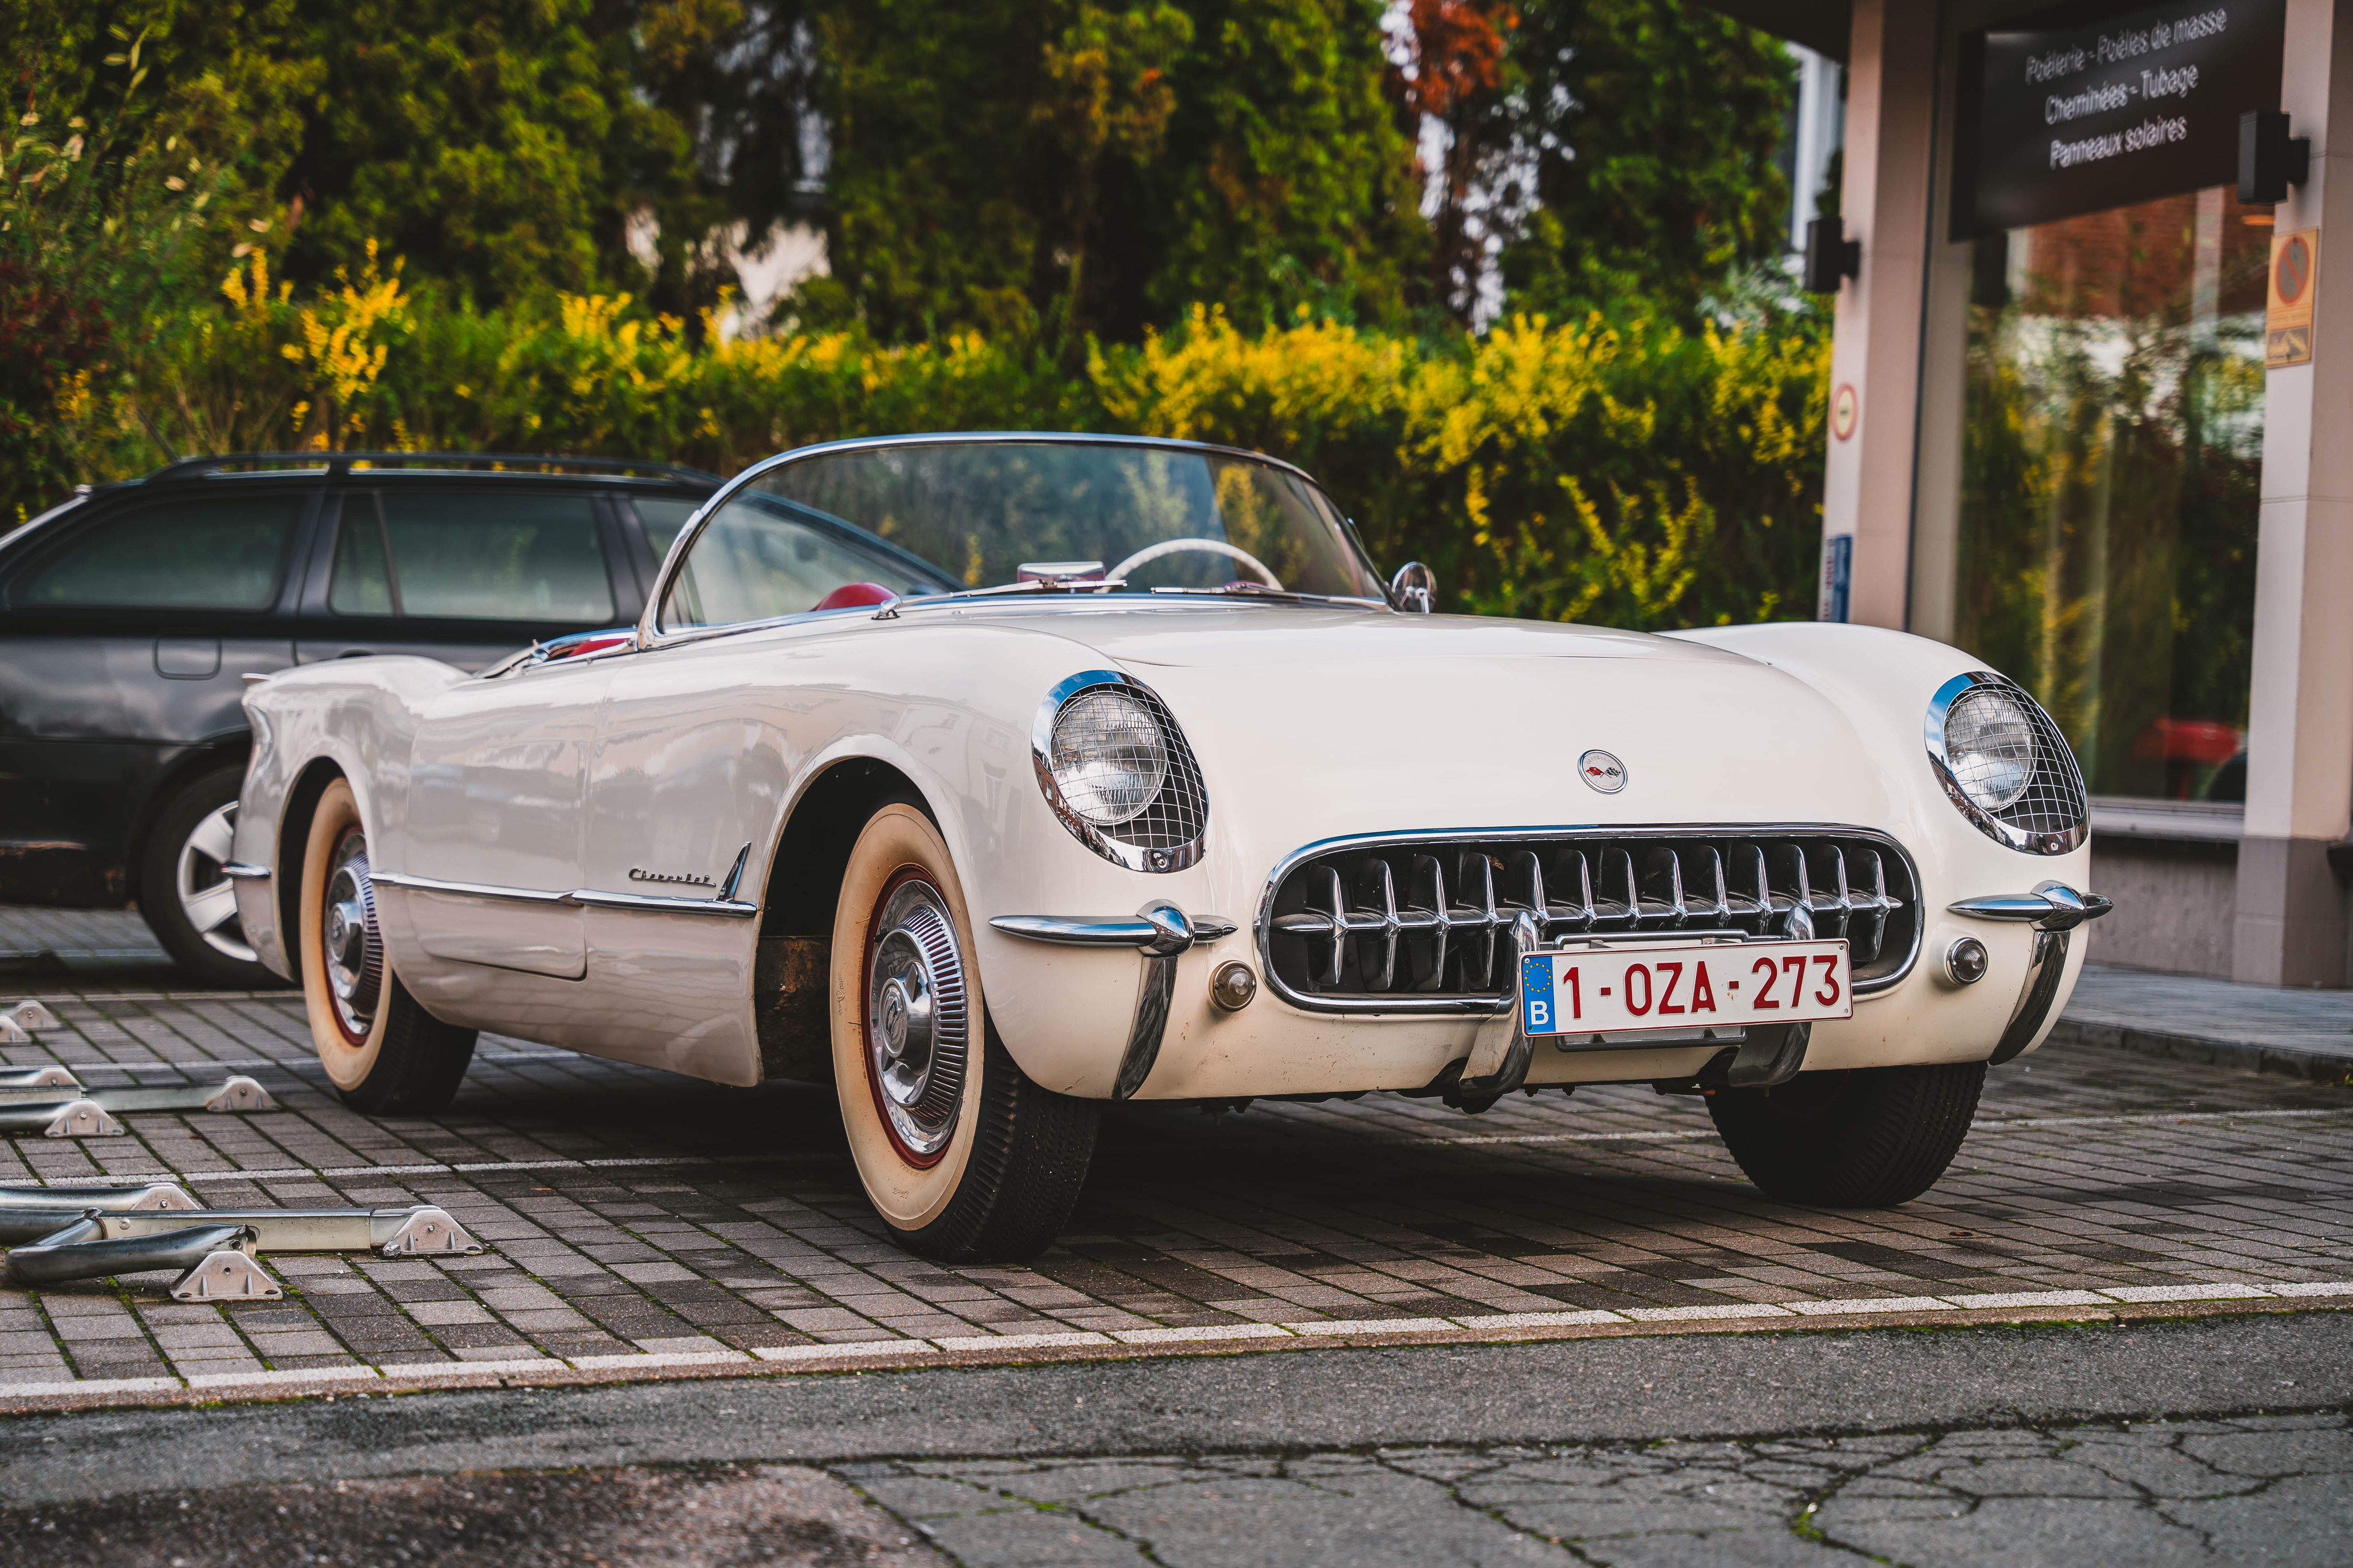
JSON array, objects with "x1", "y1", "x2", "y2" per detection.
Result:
[
  {"x1": 1504, "y1": 849, "x2": 1545, "y2": 922},
  {"x1": 1570, "y1": 849, "x2": 1596, "y2": 933},
  {"x1": 1854, "y1": 848, "x2": 1890, "y2": 962},
  {"x1": 1696, "y1": 844, "x2": 1732, "y2": 926},
  {"x1": 1726, "y1": 842, "x2": 1769, "y2": 932},
  {"x1": 1310, "y1": 865, "x2": 1345, "y2": 989},
  {"x1": 1642, "y1": 846, "x2": 1687, "y2": 928},
  {"x1": 1766, "y1": 843, "x2": 1807, "y2": 932},
  {"x1": 1353, "y1": 858, "x2": 1399, "y2": 991},
  {"x1": 1595, "y1": 847, "x2": 1638, "y2": 929},
  {"x1": 1404, "y1": 852, "x2": 1448, "y2": 991},
  {"x1": 1455, "y1": 851, "x2": 1499, "y2": 989}
]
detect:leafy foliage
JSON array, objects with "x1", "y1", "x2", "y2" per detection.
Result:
[
  {"x1": 274, "y1": 0, "x2": 741, "y2": 310},
  {"x1": 1496, "y1": 0, "x2": 1794, "y2": 319},
  {"x1": 69, "y1": 256, "x2": 1824, "y2": 629},
  {"x1": 810, "y1": 0, "x2": 1427, "y2": 344}
]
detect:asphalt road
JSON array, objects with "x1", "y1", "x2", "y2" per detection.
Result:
[{"x1": 3, "y1": 1311, "x2": 2347, "y2": 1564}]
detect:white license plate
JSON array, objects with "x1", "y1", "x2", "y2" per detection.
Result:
[{"x1": 1518, "y1": 939, "x2": 1853, "y2": 1037}]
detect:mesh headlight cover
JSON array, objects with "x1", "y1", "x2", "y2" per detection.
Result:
[
  {"x1": 1049, "y1": 689, "x2": 1171, "y2": 826},
  {"x1": 1942, "y1": 685, "x2": 2036, "y2": 812}
]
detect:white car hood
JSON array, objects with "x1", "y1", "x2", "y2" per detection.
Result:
[{"x1": 971, "y1": 602, "x2": 1902, "y2": 841}]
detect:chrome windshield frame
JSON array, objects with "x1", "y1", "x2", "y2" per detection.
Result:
[{"x1": 635, "y1": 432, "x2": 1389, "y2": 649}]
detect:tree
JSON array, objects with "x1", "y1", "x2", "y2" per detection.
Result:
[
  {"x1": 1494, "y1": 0, "x2": 1792, "y2": 320},
  {"x1": 807, "y1": 0, "x2": 1427, "y2": 345},
  {"x1": 274, "y1": 0, "x2": 741, "y2": 311},
  {"x1": 1387, "y1": 0, "x2": 1520, "y2": 324}
]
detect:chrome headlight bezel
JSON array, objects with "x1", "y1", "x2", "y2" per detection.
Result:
[
  {"x1": 1924, "y1": 671, "x2": 2088, "y2": 855},
  {"x1": 1032, "y1": 670, "x2": 1208, "y2": 873}
]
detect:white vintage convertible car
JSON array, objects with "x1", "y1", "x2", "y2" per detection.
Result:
[{"x1": 228, "y1": 433, "x2": 2110, "y2": 1260}]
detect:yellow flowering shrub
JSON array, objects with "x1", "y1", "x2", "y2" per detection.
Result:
[{"x1": 83, "y1": 253, "x2": 1826, "y2": 629}]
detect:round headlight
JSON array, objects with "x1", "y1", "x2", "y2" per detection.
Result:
[
  {"x1": 1049, "y1": 689, "x2": 1170, "y2": 825},
  {"x1": 1942, "y1": 685, "x2": 2036, "y2": 811}
]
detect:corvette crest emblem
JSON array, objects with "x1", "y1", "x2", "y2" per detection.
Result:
[{"x1": 1578, "y1": 749, "x2": 1628, "y2": 794}]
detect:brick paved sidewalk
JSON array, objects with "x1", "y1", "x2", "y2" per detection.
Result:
[
  {"x1": 0, "y1": 978, "x2": 2347, "y2": 1410},
  {"x1": 2055, "y1": 963, "x2": 2353, "y2": 1080}
]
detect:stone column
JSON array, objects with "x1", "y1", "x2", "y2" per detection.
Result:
[
  {"x1": 1817, "y1": 0, "x2": 1939, "y2": 629},
  {"x1": 2236, "y1": 0, "x2": 2353, "y2": 987}
]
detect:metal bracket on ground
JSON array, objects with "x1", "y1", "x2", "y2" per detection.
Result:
[
  {"x1": 0, "y1": 1002, "x2": 60, "y2": 1043},
  {"x1": 0, "y1": 1181, "x2": 198, "y2": 1215},
  {"x1": 0, "y1": 1073, "x2": 279, "y2": 1134},
  {"x1": 1, "y1": 1195, "x2": 482, "y2": 1296},
  {"x1": 0, "y1": 1099, "x2": 125, "y2": 1137}
]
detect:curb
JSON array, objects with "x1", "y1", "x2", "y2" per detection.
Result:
[
  {"x1": 2, "y1": 1282, "x2": 2347, "y2": 1419},
  {"x1": 2049, "y1": 1018, "x2": 2353, "y2": 1083}
]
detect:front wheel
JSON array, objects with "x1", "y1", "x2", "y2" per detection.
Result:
[
  {"x1": 1708, "y1": 1061, "x2": 1985, "y2": 1207},
  {"x1": 830, "y1": 802, "x2": 1099, "y2": 1261},
  {"x1": 297, "y1": 778, "x2": 477, "y2": 1115}
]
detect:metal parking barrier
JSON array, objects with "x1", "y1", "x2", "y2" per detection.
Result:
[
  {"x1": 0, "y1": 1184, "x2": 485, "y2": 1301},
  {"x1": 0, "y1": 1064, "x2": 277, "y2": 1137}
]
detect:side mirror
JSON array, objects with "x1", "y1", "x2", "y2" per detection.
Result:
[{"x1": 1388, "y1": 561, "x2": 1436, "y2": 614}]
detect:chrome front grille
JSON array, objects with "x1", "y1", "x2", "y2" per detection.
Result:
[{"x1": 1258, "y1": 827, "x2": 1921, "y2": 1014}]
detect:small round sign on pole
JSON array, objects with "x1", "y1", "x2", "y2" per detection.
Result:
[{"x1": 1832, "y1": 383, "x2": 1858, "y2": 442}]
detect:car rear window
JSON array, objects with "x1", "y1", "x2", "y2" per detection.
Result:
[
  {"x1": 331, "y1": 490, "x2": 615, "y2": 621},
  {"x1": 9, "y1": 496, "x2": 300, "y2": 609}
]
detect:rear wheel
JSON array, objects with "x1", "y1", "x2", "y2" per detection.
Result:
[
  {"x1": 139, "y1": 766, "x2": 287, "y2": 989},
  {"x1": 830, "y1": 802, "x2": 1099, "y2": 1261},
  {"x1": 298, "y1": 779, "x2": 476, "y2": 1115},
  {"x1": 1708, "y1": 1061, "x2": 1985, "y2": 1207}
]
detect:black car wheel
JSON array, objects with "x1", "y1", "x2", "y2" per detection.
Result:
[{"x1": 139, "y1": 765, "x2": 288, "y2": 989}]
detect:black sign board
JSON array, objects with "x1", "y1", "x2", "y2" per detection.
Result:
[{"x1": 1956, "y1": 0, "x2": 2285, "y2": 236}]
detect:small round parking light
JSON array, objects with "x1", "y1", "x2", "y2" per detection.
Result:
[
  {"x1": 1945, "y1": 936, "x2": 1989, "y2": 986},
  {"x1": 1210, "y1": 960, "x2": 1258, "y2": 1011}
]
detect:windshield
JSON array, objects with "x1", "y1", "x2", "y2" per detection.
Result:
[{"x1": 740, "y1": 440, "x2": 1385, "y2": 602}]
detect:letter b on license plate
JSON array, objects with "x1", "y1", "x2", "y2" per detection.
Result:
[{"x1": 1519, "y1": 939, "x2": 1853, "y2": 1037}]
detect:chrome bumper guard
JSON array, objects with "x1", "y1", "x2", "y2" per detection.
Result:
[
  {"x1": 1947, "y1": 882, "x2": 2113, "y2": 1064},
  {"x1": 991, "y1": 905, "x2": 1239, "y2": 1099}
]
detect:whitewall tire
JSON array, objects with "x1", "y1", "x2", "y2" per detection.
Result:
[
  {"x1": 830, "y1": 802, "x2": 1098, "y2": 1260},
  {"x1": 297, "y1": 778, "x2": 476, "y2": 1114}
]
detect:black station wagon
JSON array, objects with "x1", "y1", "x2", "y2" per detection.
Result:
[{"x1": 0, "y1": 453, "x2": 721, "y2": 985}]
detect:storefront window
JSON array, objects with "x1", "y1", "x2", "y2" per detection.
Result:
[{"x1": 1954, "y1": 186, "x2": 2266, "y2": 801}]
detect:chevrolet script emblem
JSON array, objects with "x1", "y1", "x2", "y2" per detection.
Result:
[{"x1": 1578, "y1": 749, "x2": 1628, "y2": 794}]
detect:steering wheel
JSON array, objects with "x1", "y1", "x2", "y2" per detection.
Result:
[{"x1": 1108, "y1": 538, "x2": 1284, "y2": 591}]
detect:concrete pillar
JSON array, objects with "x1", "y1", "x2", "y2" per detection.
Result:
[
  {"x1": 1817, "y1": 0, "x2": 1939, "y2": 629},
  {"x1": 2236, "y1": 0, "x2": 2353, "y2": 986}
]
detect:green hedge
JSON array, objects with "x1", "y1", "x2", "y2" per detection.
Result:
[{"x1": 58, "y1": 252, "x2": 1829, "y2": 628}]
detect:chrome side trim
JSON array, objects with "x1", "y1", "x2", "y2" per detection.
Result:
[
  {"x1": 1253, "y1": 824, "x2": 1925, "y2": 1016},
  {"x1": 992, "y1": 913, "x2": 1240, "y2": 947},
  {"x1": 219, "y1": 862, "x2": 272, "y2": 882},
  {"x1": 370, "y1": 871, "x2": 575, "y2": 906},
  {"x1": 1948, "y1": 884, "x2": 2113, "y2": 929},
  {"x1": 1925, "y1": 672, "x2": 2090, "y2": 855},
  {"x1": 570, "y1": 888, "x2": 761, "y2": 918},
  {"x1": 372, "y1": 871, "x2": 759, "y2": 919}
]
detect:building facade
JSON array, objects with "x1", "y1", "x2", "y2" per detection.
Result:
[{"x1": 1720, "y1": 0, "x2": 2353, "y2": 987}]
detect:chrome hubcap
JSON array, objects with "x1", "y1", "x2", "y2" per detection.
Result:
[
  {"x1": 865, "y1": 879, "x2": 968, "y2": 1158},
  {"x1": 176, "y1": 801, "x2": 256, "y2": 964},
  {"x1": 321, "y1": 831, "x2": 383, "y2": 1039}
]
